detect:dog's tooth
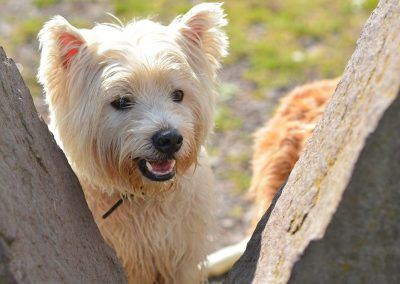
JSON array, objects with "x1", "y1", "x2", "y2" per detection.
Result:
[
  {"x1": 146, "y1": 161, "x2": 153, "y2": 171},
  {"x1": 170, "y1": 160, "x2": 176, "y2": 168}
]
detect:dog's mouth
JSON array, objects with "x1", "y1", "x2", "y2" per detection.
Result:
[{"x1": 137, "y1": 158, "x2": 176, "y2": 182}]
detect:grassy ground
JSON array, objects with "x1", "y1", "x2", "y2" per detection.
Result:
[{"x1": 0, "y1": 0, "x2": 378, "y2": 248}]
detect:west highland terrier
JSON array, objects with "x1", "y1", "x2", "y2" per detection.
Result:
[{"x1": 38, "y1": 3, "x2": 228, "y2": 283}]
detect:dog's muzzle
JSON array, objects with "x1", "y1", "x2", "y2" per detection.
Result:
[{"x1": 137, "y1": 128, "x2": 182, "y2": 182}]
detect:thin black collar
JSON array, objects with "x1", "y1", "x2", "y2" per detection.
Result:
[{"x1": 102, "y1": 194, "x2": 131, "y2": 219}]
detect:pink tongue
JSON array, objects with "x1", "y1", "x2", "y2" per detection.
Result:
[{"x1": 150, "y1": 161, "x2": 172, "y2": 172}]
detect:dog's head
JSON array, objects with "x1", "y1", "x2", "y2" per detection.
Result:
[{"x1": 38, "y1": 3, "x2": 228, "y2": 195}]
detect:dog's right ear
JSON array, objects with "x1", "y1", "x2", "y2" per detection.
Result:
[
  {"x1": 38, "y1": 16, "x2": 85, "y2": 71},
  {"x1": 38, "y1": 16, "x2": 88, "y2": 98}
]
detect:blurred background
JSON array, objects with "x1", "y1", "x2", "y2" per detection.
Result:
[{"x1": 0, "y1": 0, "x2": 378, "y2": 250}]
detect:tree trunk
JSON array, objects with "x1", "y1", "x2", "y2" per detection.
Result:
[
  {"x1": 0, "y1": 48, "x2": 125, "y2": 283},
  {"x1": 225, "y1": 0, "x2": 400, "y2": 283}
]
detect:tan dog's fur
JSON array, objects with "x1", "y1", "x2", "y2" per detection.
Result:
[
  {"x1": 38, "y1": 3, "x2": 227, "y2": 283},
  {"x1": 249, "y1": 79, "x2": 338, "y2": 226}
]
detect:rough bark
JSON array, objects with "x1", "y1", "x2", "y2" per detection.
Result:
[
  {"x1": 0, "y1": 48, "x2": 125, "y2": 283},
  {"x1": 225, "y1": 0, "x2": 400, "y2": 283}
]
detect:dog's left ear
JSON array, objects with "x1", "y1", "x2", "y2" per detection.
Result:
[{"x1": 172, "y1": 2, "x2": 228, "y2": 69}]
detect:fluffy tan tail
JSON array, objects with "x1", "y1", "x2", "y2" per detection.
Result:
[{"x1": 205, "y1": 237, "x2": 250, "y2": 277}]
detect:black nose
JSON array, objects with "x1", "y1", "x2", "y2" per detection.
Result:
[{"x1": 152, "y1": 129, "x2": 183, "y2": 155}]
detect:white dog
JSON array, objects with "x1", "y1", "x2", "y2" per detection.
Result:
[{"x1": 38, "y1": 3, "x2": 228, "y2": 283}]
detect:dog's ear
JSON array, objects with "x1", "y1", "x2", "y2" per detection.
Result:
[
  {"x1": 172, "y1": 2, "x2": 228, "y2": 69},
  {"x1": 38, "y1": 16, "x2": 85, "y2": 70}
]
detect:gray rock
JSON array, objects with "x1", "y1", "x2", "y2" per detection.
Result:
[
  {"x1": 290, "y1": 85, "x2": 400, "y2": 284},
  {"x1": 225, "y1": 0, "x2": 400, "y2": 283},
  {"x1": 0, "y1": 47, "x2": 126, "y2": 283}
]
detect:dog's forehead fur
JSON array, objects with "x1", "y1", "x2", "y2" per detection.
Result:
[
  {"x1": 97, "y1": 31, "x2": 195, "y2": 102},
  {"x1": 84, "y1": 20, "x2": 186, "y2": 64},
  {"x1": 66, "y1": 20, "x2": 206, "y2": 106}
]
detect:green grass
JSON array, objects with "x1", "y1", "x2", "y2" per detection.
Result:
[
  {"x1": 220, "y1": 169, "x2": 251, "y2": 194},
  {"x1": 230, "y1": 170, "x2": 252, "y2": 194},
  {"x1": 218, "y1": 83, "x2": 239, "y2": 102},
  {"x1": 225, "y1": 152, "x2": 252, "y2": 193},
  {"x1": 215, "y1": 106, "x2": 243, "y2": 132},
  {"x1": 229, "y1": 204, "x2": 244, "y2": 218},
  {"x1": 225, "y1": 0, "x2": 378, "y2": 90},
  {"x1": 24, "y1": 73, "x2": 42, "y2": 98},
  {"x1": 33, "y1": 0, "x2": 59, "y2": 8},
  {"x1": 12, "y1": 17, "x2": 46, "y2": 44},
  {"x1": 113, "y1": 0, "x2": 191, "y2": 22}
]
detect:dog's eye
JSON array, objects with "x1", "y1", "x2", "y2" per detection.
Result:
[
  {"x1": 171, "y1": 90, "x2": 184, "y2": 103},
  {"x1": 111, "y1": 97, "x2": 133, "y2": 110}
]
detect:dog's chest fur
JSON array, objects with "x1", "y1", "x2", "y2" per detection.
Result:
[{"x1": 81, "y1": 156, "x2": 214, "y2": 284}]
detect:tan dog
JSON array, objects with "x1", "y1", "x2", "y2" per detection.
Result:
[
  {"x1": 205, "y1": 80, "x2": 338, "y2": 277},
  {"x1": 249, "y1": 79, "x2": 338, "y2": 226},
  {"x1": 38, "y1": 3, "x2": 227, "y2": 283}
]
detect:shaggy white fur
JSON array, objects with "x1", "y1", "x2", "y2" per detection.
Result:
[{"x1": 38, "y1": 3, "x2": 228, "y2": 283}]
